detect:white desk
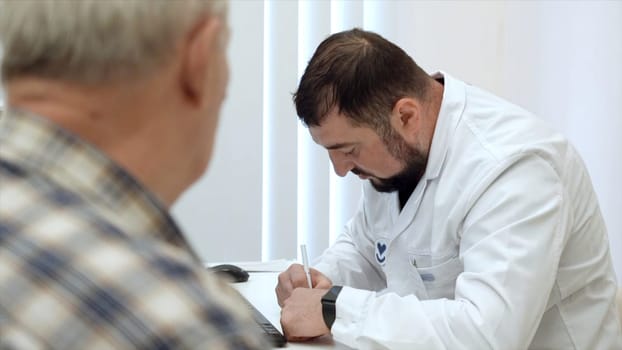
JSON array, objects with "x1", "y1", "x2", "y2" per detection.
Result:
[{"x1": 231, "y1": 269, "x2": 352, "y2": 349}]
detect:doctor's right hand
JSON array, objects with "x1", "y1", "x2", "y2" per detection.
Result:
[{"x1": 275, "y1": 264, "x2": 332, "y2": 307}]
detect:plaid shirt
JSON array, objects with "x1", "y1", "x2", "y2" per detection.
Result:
[{"x1": 0, "y1": 110, "x2": 267, "y2": 349}]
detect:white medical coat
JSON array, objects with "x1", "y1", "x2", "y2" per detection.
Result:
[{"x1": 314, "y1": 73, "x2": 622, "y2": 349}]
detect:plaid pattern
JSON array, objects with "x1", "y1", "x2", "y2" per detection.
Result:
[{"x1": 0, "y1": 110, "x2": 267, "y2": 349}]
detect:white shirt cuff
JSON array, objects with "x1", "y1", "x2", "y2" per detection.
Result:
[{"x1": 331, "y1": 286, "x2": 376, "y2": 348}]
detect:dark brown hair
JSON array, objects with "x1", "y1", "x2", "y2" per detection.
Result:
[{"x1": 293, "y1": 28, "x2": 430, "y2": 136}]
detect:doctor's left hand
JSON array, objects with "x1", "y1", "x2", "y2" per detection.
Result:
[{"x1": 280, "y1": 287, "x2": 330, "y2": 341}]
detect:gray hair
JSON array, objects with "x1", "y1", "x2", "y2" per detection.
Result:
[{"x1": 0, "y1": 0, "x2": 228, "y2": 84}]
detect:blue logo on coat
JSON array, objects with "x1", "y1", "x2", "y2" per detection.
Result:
[{"x1": 375, "y1": 239, "x2": 388, "y2": 266}]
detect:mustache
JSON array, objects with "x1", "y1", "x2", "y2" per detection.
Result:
[{"x1": 350, "y1": 168, "x2": 373, "y2": 177}]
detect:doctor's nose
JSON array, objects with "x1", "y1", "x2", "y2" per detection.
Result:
[{"x1": 328, "y1": 151, "x2": 354, "y2": 177}]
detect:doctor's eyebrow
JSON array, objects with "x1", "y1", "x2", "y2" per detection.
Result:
[{"x1": 325, "y1": 142, "x2": 356, "y2": 150}]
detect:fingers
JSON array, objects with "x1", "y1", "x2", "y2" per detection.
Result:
[
  {"x1": 289, "y1": 264, "x2": 311, "y2": 287},
  {"x1": 309, "y1": 268, "x2": 332, "y2": 289},
  {"x1": 275, "y1": 264, "x2": 308, "y2": 307},
  {"x1": 275, "y1": 265, "x2": 333, "y2": 307},
  {"x1": 284, "y1": 264, "x2": 314, "y2": 289},
  {"x1": 275, "y1": 270, "x2": 292, "y2": 307}
]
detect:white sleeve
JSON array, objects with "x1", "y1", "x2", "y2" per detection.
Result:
[
  {"x1": 330, "y1": 155, "x2": 568, "y2": 350},
  {"x1": 314, "y1": 195, "x2": 386, "y2": 291}
]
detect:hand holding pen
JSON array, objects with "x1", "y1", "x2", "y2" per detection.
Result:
[
  {"x1": 275, "y1": 245, "x2": 332, "y2": 306},
  {"x1": 278, "y1": 245, "x2": 335, "y2": 340}
]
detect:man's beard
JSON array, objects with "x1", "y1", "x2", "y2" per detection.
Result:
[{"x1": 352, "y1": 129, "x2": 428, "y2": 194}]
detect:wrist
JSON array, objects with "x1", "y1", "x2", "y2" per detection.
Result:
[{"x1": 321, "y1": 285, "x2": 342, "y2": 330}]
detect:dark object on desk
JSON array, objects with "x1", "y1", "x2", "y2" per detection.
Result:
[
  {"x1": 209, "y1": 264, "x2": 249, "y2": 283},
  {"x1": 210, "y1": 266, "x2": 286, "y2": 347},
  {"x1": 239, "y1": 291, "x2": 287, "y2": 347}
]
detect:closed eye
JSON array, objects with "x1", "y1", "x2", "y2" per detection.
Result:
[{"x1": 344, "y1": 148, "x2": 356, "y2": 156}]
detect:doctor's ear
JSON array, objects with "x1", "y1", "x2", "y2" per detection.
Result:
[{"x1": 390, "y1": 97, "x2": 421, "y2": 133}]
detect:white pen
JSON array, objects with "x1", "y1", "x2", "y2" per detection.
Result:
[{"x1": 300, "y1": 244, "x2": 312, "y2": 288}]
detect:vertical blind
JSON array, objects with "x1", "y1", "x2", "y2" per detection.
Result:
[{"x1": 262, "y1": 0, "x2": 367, "y2": 262}]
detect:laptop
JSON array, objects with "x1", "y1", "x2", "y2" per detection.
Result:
[
  {"x1": 208, "y1": 263, "x2": 287, "y2": 347},
  {"x1": 238, "y1": 291, "x2": 287, "y2": 347}
]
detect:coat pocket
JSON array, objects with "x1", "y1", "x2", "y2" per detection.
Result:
[{"x1": 410, "y1": 253, "x2": 463, "y2": 299}]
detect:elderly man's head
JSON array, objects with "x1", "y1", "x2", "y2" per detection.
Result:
[
  {"x1": 0, "y1": 0, "x2": 230, "y2": 205},
  {"x1": 0, "y1": 0, "x2": 228, "y2": 85}
]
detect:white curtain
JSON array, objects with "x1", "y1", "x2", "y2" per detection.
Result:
[{"x1": 112, "y1": 0, "x2": 621, "y2": 283}]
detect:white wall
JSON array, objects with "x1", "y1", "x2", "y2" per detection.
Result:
[{"x1": 172, "y1": 1, "x2": 265, "y2": 262}]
